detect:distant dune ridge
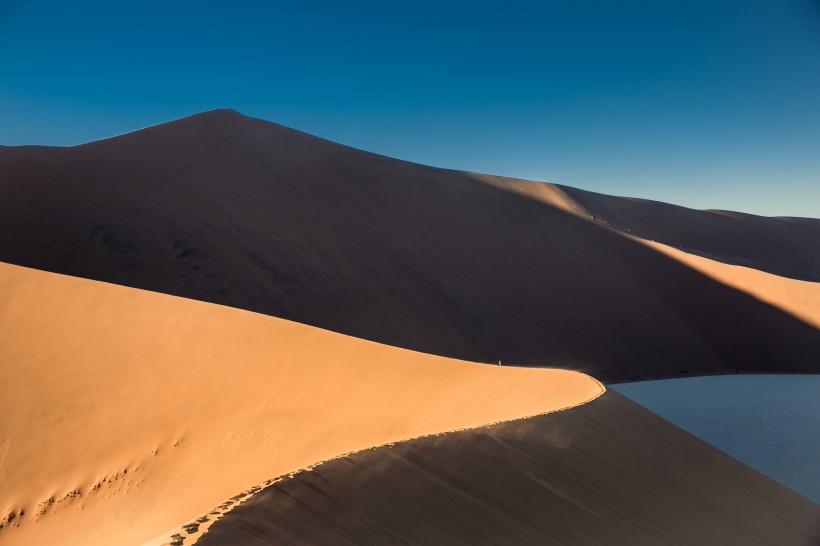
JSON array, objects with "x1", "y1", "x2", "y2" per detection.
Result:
[
  {"x1": 1, "y1": 109, "x2": 819, "y2": 381},
  {"x1": 482, "y1": 174, "x2": 820, "y2": 282}
]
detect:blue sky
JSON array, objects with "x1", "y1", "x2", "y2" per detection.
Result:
[{"x1": 1, "y1": 0, "x2": 819, "y2": 217}]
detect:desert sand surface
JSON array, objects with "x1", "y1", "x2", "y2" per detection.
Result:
[
  {"x1": 466, "y1": 173, "x2": 820, "y2": 328},
  {"x1": 1, "y1": 109, "x2": 819, "y2": 381},
  {"x1": 479, "y1": 174, "x2": 820, "y2": 282},
  {"x1": 0, "y1": 261, "x2": 602, "y2": 546},
  {"x1": 638, "y1": 240, "x2": 820, "y2": 328},
  {"x1": 557, "y1": 184, "x2": 820, "y2": 282},
  {"x1": 194, "y1": 391, "x2": 820, "y2": 546}
]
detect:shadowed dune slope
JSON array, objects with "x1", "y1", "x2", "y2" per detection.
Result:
[
  {"x1": 1, "y1": 110, "x2": 819, "y2": 380},
  {"x1": 474, "y1": 174, "x2": 820, "y2": 281},
  {"x1": 196, "y1": 391, "x2": 820, "y2": 546},
  {"x1": 555, "y1": 184, "x2": 820, "y2": 282},
  {"x1": 640, "y1": 240, "x2": 820, "y2": 328},
  {"x1": 0, "y1": 262, "x2": 602, "y2": 546}
]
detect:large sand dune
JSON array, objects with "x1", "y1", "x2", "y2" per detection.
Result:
[
  {"x1": 0, "y1": 262, "x2": 602, "y2": 545},
  {"x1": 195, "y1": 391, "x2": 820, "y2": 546},
  {"x1": 3, "y1": 111, "x2": 820, "y2": 545},
  {"x1": 1, "y1": 110, "x2": 819, "y2": 381}
]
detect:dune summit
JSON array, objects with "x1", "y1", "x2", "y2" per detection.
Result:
[
  {"x1": 0, "y1": 261, "x2": 602, "y2": 545},
  {"x1": 1, "y1": 109, "x2": 819, "y2": 381}
]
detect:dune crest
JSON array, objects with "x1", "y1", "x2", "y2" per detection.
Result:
[
  {"x1": 0, "y1": 262, "x2": 602, "y2": 546},
  {"x1": 192, "y1": 391, "x2": 820, "y2": 546}
]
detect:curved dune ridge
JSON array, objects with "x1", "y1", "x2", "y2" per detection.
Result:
[
  {"x1": 0, "y1": 261, "x2": 603, "y2": 546},
  {"x1": 193, "y1": 391, "x2": 820, "y2": 546}
]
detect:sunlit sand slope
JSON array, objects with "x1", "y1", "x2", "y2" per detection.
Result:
[
  {"x1": 0, "y1": 262, "x2": 602, "y2": 545},
  {"x1": 196, "y1": 391, "x2": 820, "y2": 546},
  {"x1": 639, "y1": 240, "x2": 820, "y2": 328},
  {"x1": 559, "y1": 184, "x2": 820, "y2": 281},
  {"x1": 2, "y1": 110, "x2": 819, "y2": 380},
  {"x1": 479, "y1": 174, "x2": 820, "y2": 282}
]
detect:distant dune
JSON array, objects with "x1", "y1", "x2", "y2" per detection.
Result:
[
  {"x1": 481, "y1": 174, "x2": 820, "y2": 282},
  {"x1": 557, "y1": 184, "x2": 820, "y2": 282},
  {"x1": 638, "y1": 240, "x2": 820, "y2": 328},
  {"x1": 1, "y1": 109, "x2": 819, "y2": 381},
  {"x1": 195, "y1": 391, "x2": 820, "y2": 546},
  {"x1": 0, "y1": 262, "x2": 601, "y2": 545}
]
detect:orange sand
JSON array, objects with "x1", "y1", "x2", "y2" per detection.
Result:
[{"x1": 0, "y1": 262, "x2": 602, "y2": 545}]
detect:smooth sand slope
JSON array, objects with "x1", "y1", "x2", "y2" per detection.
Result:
[
  {"x1": 558, "y1": 184, "x2": 820, "y2": 282},
  {"x1": 639, "y1": 240, "x2": 820, "y2": 329},
  {"x1": 0, "y1": 262, "x2": 602, "y2": 545},
  {"x1": 195, "y1": 391, "x2": 820, "y2": 546},
  {"x1": 484, "y1": 176, "x2": 820, "y2": 282},
  {"x1": 477, "y1": 175, "x2": 820, "y2": 329},
  {"x1": 1, "y1": 110, "x2": 819, "y2": 381}
]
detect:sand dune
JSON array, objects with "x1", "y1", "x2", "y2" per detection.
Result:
[
  {"x1": 3, "y1": 110, "x2": 819, "y2": 545},
  {"x1": 480, "y1": 174, "x2": 820, "y2": 282},
  {"x1": 1, "y1": 110, "x2": 819, "y2": 381},
  {"x1": 558, "y1": 185, "x2": 820, "y2": 282},
  {"x1": 0, "y1": 261, "x2": 602, "y2": 545},
  {"x1": 194, "y1": 391, "x2": 820, "y2": 546},
  {"x1": 638, "y1": 240, "x2": 820, "y2": 329}
]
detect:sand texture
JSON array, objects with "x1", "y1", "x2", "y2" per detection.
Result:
[
  {"x1": 1, "y1": 110, "x2": 819, "y2": 381},
  {"x1": 638, "y1": 240, "x2": 820, "y2": 328},
  {"x1": 557, "y1": 184, "x2": 820, "y2": 282},
  {"x1": 482, "y1": 175, "x2": 820, "y2": 282},
  {"x1": 194, "y1": 391, "x2": 820, "y2": 546},
  {"x1": 0, "y1": 261, "x2": 602, "y2": 545}
]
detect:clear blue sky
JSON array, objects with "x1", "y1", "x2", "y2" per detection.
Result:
[{"x1": 2, "y1": 0, "x2": 819, "y2": 217}]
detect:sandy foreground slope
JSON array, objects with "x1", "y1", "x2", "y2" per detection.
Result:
[
  {"x1": 1, "y1": 110, "x2": 819, "y2": 381},
  {"x1": 0, "y1": 261, "x2": 602, "y2": 546},
  {"x1": 194, "y1": 391, "x2": 820, "y2": 546}
]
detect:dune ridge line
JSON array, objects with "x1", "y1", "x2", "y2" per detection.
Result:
[
  {"x1": 153, "y1": 378, "x2": 606, "y2": 545},
  {"x1": 0, "y1": 261, "x2": 603, "y2": 546}
]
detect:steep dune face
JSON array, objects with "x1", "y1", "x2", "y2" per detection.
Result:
[
  {"x1": 0, "y1": 262, "x2": 602, "y2": 546},
  {"x1": 195, "y1": 391, "x2": 820, "y2": 546},
  {"x1": 1, "y1": 110, "x2": 818, "y2": 381}
]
